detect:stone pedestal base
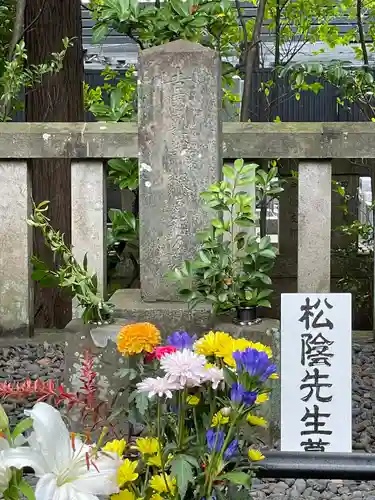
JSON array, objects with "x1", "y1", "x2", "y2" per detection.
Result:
[
  {"x1": 63, "y1": 319, "x2": 129, "y2": 437},
  {"x1": 63, "y1": 290, "x2": 280, "y2": 444},
  {"x1": 111, "y1": 289, "x2": 212, "y2": 337}
]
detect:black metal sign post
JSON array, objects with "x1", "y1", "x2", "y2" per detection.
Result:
[{"x1": 260, "y1": 451, "x2": 375, "y2": 480}]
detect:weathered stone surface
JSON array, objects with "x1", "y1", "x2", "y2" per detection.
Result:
[
  {"x1": 110, "y1": 289, "x2": 212, "y2": 336},
  {"x1": 1, "y1": 122, "x2": 375, "y2": 160},
  {"x1": 223, "y1": 122, "x2": 375, "y2": 159},
  {"x1": 71, "y1": 161, "x2": 107, "y2": 318},
  {"x1": 298, "y1": 161, "x2": 332, "y2": 293},
  {"x1": 0, "y1": 122, "x2": 137, "y2": 158},
  {"x1": 138, "y1": 40, "x2": 221, "y2": 301},
  {"x1": 63, "y1": 319, "x2": 129, "y2": 435},
  {"x1": 0, "y1": 161, "x2": 33, "y2": 336},
  {"x1": 278, "y1": 175, "x2": 298, "y2": 262}
]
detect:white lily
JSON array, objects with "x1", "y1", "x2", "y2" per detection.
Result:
[
  {"x1": 3, "y1": 402, "x2": 121, "y2": 500},
  {"x1": 0, "y1": 439, "x2": 12, "y2": 493},
  {"x1": 0, "y1": 431, "x2": 26, "y2": 493}
]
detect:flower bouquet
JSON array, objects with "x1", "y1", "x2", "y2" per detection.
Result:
[
  {"x1": 0, "y1": 324, "x2": 276, "y2": 500},
  {"x1": 114, "y1": 324, "x2": 277, "y2": 500}
]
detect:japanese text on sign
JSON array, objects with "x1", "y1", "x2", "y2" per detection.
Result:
[{"x1": 280, "y1": 293, "x2": 352, "y2": 453}]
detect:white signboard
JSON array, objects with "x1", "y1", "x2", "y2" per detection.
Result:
[{"x1": 280, "y1": 293, "x2": 352, "y2": 453}]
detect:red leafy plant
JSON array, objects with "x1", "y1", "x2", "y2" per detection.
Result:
[{"x1": 0, "y1": 351, "x2": 110, "y2": 429}]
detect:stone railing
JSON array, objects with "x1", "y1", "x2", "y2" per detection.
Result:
[{"x1": 1, "y1": 39, "x2": 375, "y2": 336}]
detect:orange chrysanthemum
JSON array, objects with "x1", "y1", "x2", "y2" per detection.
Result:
[{"x1": 117, "y1": 323, "x2": 161, "y2": 355}]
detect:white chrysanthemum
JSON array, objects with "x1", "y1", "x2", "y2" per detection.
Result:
[
  {"x1": 136, "y1": 376, "x2": 180, "y2": 398},
  {"x1": 203, "y1": 366, "x2": 224, "y2": 389},
  {"x1": 160, "y1": 349, "x2": 207, "y2": 387}
]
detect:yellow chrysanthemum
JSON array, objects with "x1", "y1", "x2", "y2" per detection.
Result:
[
  {"x1": 194, "y1": 331, "x2": 233, "y2": 357},
  {"x1": 150, "y1": 494, "x2": 164, "y2": 500},
  {"x1": 148, "y1": 452, "x2": 173, "y2": 469},
  {"x1": 256, "y1": 393, "x2": 269, "y2": 404},
  {"x1": 233, "y1": 338, "x2": 253, "y2": 351},
  {"x1": 150, "y1": 474, "x2": 176, "y2": 494},
  {"x1": 117, "y1": 459, "x2": 139, "y2": 487},
  {"x1": 220, "y1": 338, "x2": 273, "y2": 368},
  {"x1": 134, "y1": 437, "x2": 159, "y2": 456},
  {"x1": 211, "y1": 411, "x2": 229, "y2": 427},
  {"x1": 250, "y1": 341, "x2": 273, "y2": 359},
  {"x1": 117, "y1": 323, "x2": 161, "y2": 355},
  {"x1": 111, "y1": 490, "x2": 136, "y2": 500},
  {"x1": 103, "y1": 439, "x2": 127, "y2": 457},
  {"x1": 248, "y1": 449, "x2": 265, "y2": 461},
  {"x1": 147, "y1": 453, "x2": 162, "y2": 468},
  {"x1": 215, "y1": 338, "x2": 245, "y2": 367},
  {"x1": 187, "y1": 395, "x2": 200, "y2": 406},
  {"x1": 247, "y1": 414, "x2": 268, "y2": 428}
]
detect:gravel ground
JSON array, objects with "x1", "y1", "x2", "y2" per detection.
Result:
[
  {"x1": 252, "y1": 341, "x2": 375, "y2": 499},
  {"x1": 0, "y1": 339, "x2": 375, "y2": 499},
  {"x1": 0, "y1": 342, "x2": 65, "y2": 423}
]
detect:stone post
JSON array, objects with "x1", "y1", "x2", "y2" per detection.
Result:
[
  {"x1": 0, "y1": 161, "x2": 33, "y2": 335},
  {"x1": 298, "y1": 161, "x2": 332, "y2": 292},
  {"x1": 278, "y1": 176, "x2": 298, "y2": 260},
  {"x1": 71, "y1": 161, "x2": 107, "y2": 318},
  {"x1": 138, "y1": 40, "x2": 221, "y2": 301}
]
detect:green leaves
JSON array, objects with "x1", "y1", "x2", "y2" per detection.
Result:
[
  {"x1": 17, "y1": 480, "x2": 36, "y2": 500},
  {"x1": 170, "y1": 454, "x2": 197, "y2": 498},
  {"x1": 92, "y1": 22, "x2": 109, "y2": 44},
  {"x1": 219, "y1": 471, "x2": 251, "y2": 488},
  {"x1": 108, "y1": 158, "x2": 138, "y2": 190},
  {"x1": 12, "y1": 418, "x2": 33, "y2": 441},
  {"x1": 170, "y1": 0, "x2": 190, "y2": 17},
  {"x1": 114, "y1": 367, "x2": 138, "y2": 380},
  {"x1": 167, "y1": 158, "x2": 283, "y2": 313},
  {"x1": 28, "y1": 202, "x2": 114, "y2": 325},
  {"x1": 129, "y1": 390, "x2": 149, "y2": 416}
]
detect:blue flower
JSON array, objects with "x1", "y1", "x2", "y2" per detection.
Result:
[
  {"x1": 230, "y1": 382, "x2": 245, "y2": 403},
  {"x1": 224, "y1": 439, "x2": 238, "y2": 460},
  {"x1": 206, "y1": 429, "x2": 224, "y2": 453},
  {"x1": 230, "y1": 383, "x2": 257, "y2": 406},
  {"x1": 167, "y1": 331, "x2": 197, "y2": 350},
  {"x1": 233, "y1": 348, "x2": 277, "y2": 381}
]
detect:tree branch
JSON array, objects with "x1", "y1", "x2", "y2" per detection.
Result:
[
  {"x1": 17, "y1": 0, "x2": 48, "y2": 45},
  {"x1": 235, "y1": 0, "x2": 247, "y2": 47},
  {"x1": 240, "y1": 0, "x2": 267, "y2": 121},
  {"x1": 8, "y1": 0, "x2": 26, "y2": 58},
  {"x1": 357, "y1": 0, "x2": 369, "y2": 69}
]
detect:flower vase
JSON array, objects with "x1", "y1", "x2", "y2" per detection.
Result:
[{"x1": 233, "y1": 306, "x2": 262, "y2": 326}]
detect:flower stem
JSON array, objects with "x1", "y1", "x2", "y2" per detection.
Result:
[
  {"x1": 141, "y1": 465, "x2": 150, "y2": 497},
  {"x1": 156, "y1": 399, "x2": 172, "y2": 498},
  {"x1": 208, "y1": 386, "x2": 216, "y2": 423},
  {"x1": 204, "y1": 425, "x2": 222, "y2": 495},
  {"x1": 193, "y1": 408, "x2": 201, "y2": 445},
  {"x1": 177, "y1": 388, "x2": 187, "y2": 450}
]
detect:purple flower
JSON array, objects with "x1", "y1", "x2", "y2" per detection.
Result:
[
  {"x1": 260, "y1": 364, "x2": 277, "y2": 382},
  {"x1": 233, "y1": 348, "x2": 277, "y2": 381},
  {"x1": 224, "y1": 439, "x2": 238, "y2": 460},
  {"x1": 231, "y1": 383, "x2": 257, "y2": 406},
  {"x1": 206, "y1": 429, "x2": 224, "y2": 453},
  {"x1": 167, "y1": 331, "x2": 197, "y2": 350},
  {"x1": 230, "y1": 382, "x2": 246, "y2": 403}
]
